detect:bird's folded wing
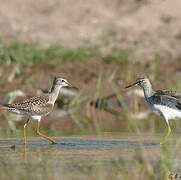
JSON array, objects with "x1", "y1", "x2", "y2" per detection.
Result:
[
  {"x1": 155, "y1": 90, "x2": 181, "y2": 99},
  {"x1": 3, "y1": 95, "x2": 50, "y2": 114},
  {"x1": 153, "y1": 91, "x2": 181, "y2": 110}
]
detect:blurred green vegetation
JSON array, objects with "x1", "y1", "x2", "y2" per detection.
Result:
[
  {"x1": 0, "y1": 40, "x2": 179, "y2": 137},
  {"x1": 0, "y1": 41, "x2": 179, "y2": 179},
  {"x1": 0, "y1": 41, "x2": 129, "y2": 66}
]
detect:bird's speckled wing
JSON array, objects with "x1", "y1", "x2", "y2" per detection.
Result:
[
  {"x1": 150, "y1": 90, "x2": 181, "y2": 110},
  {"x1": 4, "y1": 94, "x2": 53, "y2": 115}
]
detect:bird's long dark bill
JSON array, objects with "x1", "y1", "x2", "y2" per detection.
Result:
[{"x1": 125, "y1": 82, "x2": 137, "y2": 88}]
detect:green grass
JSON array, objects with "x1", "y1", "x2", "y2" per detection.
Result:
[
  {"x1": 0, "y1": 41, "x2": 130, "y2": 66},
  {"x1": 104, "y1": 49, "x2": 129, "y2": 62}
]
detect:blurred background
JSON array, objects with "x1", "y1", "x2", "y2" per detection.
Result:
[
  {"x1": 1, "y1": 0, "x2": 181, "y2": 60},
  {"x1": 0, "y1": 0, "x2": 181, "y2": 179},
  {"x1": 0, "y1": 0, "x2": 180, "y2": 135}
]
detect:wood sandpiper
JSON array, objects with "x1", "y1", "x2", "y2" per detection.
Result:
[
  {"x1": 2, "y1": 77, "x2": 72, "y2": 145},
  {"x1": 126, "y1": 77, "x2": 181, "y2": 144}
]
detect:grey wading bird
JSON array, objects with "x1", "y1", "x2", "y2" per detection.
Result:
[
  {"x1": 126, "y1": 77, "x2": 181, "y2": 144},
  {"x1": 2, "y1": 77, "x2": 72, "y2": 145}
]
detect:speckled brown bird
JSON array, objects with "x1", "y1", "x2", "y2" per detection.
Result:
[{"x1": 3, "y1": 77, "x2": 72, "y2": 145}]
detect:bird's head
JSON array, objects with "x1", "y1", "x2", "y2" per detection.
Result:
[
  {"x1": 125, "y1": 77, "x2": 150, "y2": 89},
  {"x1": 53, "y1": 77, "x2": 72, "y2": 88}
]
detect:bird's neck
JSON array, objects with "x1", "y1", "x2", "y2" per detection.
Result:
[
  {"x1": 142, "y1": 82, "x2": 154, "y2": 98},
  {"x1": 49, "y1": 84, "x2": 62, "y2": 104}
]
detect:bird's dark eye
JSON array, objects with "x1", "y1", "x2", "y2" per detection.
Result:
[{"x1": 62, "y1": 79, "x2": 65, "y2": 82}]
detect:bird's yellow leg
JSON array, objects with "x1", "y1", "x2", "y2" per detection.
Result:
[
  {"x1": 23, "y1": 119, "x2": 29, "y2": 145},
  {"x1": 36, "y1": 121, "x2": 58, "y2": 144},
  {"x1": 160, "y1": 122, "x2": 171, "y2": 145}
]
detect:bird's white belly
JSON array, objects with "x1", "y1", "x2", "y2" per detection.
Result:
[
  {"x1": 30, "y1": 115, "x2": 41, "y2": 122},
  {"x1": 153, "y1": 104, "x2": 181, "y2": 120},
  {"x1": 8, "y1": 108, "x2": 41, "y2": 122}
]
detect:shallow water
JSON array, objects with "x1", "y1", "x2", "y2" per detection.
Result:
[
  {"x1": 0, "y1": 134, "x2": 178, "y2": 179},
  {"x1": 14, "y1": 139, "x2": 159, "y2": 148}
]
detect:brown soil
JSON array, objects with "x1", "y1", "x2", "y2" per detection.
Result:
[{"x1": 0, "y1": 0, "x2": 181, "y2": 60}]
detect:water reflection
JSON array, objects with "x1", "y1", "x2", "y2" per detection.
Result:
[
  {"x1": 0, "y1": 136, "x2": 179, "y2": 179},
  {"x1": 24, "y1": 145, "x2": 27, "y2": 163}
]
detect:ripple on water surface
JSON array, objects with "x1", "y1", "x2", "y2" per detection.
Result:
[{"x1": 13, "y1": 139, "x2": 159, "y2": 148}]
